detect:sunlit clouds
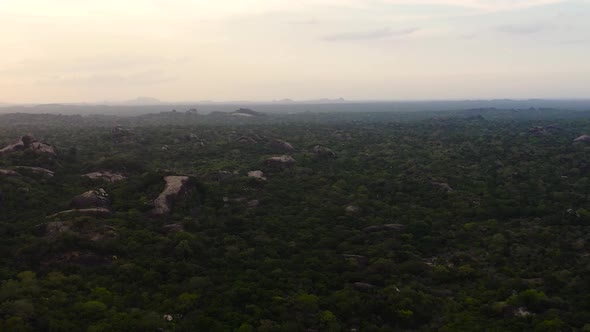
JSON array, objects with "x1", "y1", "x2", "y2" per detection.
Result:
[{"x1": 1, "y1": 0, "x2": 589, "y2": 102}]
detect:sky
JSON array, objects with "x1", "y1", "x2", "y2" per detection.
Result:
[{"x1": 1, "y1": 0, "x2": 590, "y2": 103}]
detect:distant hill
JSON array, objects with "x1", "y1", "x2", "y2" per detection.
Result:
[{"x1": 123, "y1": 97, "x2": 162, "y2": 105}]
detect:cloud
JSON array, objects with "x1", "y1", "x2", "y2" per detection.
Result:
[
  {"x1": 35, "y1": 71, "x2": 172, "y2": 87},
  {"x1": 496, "y1": 23, "x2": 546, "y2": 34},
  {"x1": 323, "y1": 27, "x2": 419, "y2": 41},
  {"x1": 352, "y1": 0, "x2": 567, "y2": 12},
  {"x1": 560, "y1": 39, "x2": 590, "y2": 44},
  {"x1": 289, "y1": 18, "x2": 319, "y2": 25},
  {"x1": 459, "y1": 33, "x2": 477, "y2": 39}
]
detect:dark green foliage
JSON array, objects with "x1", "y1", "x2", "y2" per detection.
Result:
[{"x1": 1, "y1": 110, "x2": 590, "y2": 330}]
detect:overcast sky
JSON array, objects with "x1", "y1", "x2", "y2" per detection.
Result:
[{"x1": 1, "y1": 0, "x2": 589, "y2": 103}]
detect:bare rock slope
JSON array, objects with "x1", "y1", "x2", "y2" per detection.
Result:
[{"x1": 152, "y1": 176, "x2": 193, "y2": 216}]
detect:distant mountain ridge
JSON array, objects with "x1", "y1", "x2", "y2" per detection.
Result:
[{"x1": 123, "y1": 97, "x2": 162, "y2": 105}]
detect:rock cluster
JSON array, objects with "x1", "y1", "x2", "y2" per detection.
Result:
[
  {"x1": 247, "y1": 170, "x2": 267, "y2": 181},
  {"x1": 71, "y1": 189, "x2": 110, "y2": 209},
  {"x1": 0, "y1": 169, "x2": 20, "y2": 177},
  {"x1": 0, "y1": 135, "x2": 56, "y2": 156},
  {"x1": 265, "y1": 155, "x2": 296, "y2": 168},
  {"x1": 83, "y1": 171, "x2": 126, "y2": 183},
  {"x1": 431, "y1": 181, "x2": 453, "y2": 192},
  {"x1": 15, "y1": 166, "x2": 54, "y2": 177},
  {"x1": 313, "y1": 145, "x2": 337, "y2": 157},
  {"x1": 270, "y1": 139, "x2": 294, "y2": 152},
  {"x1": 574, "y1": 135, "x2": 590, "y2": 143},
  {"x1": 345, "y1": 205, "x2": 361, "y2": 213}
]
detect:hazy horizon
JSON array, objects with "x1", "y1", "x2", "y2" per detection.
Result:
[{"x1": 2, "y1": 0, "x2": 590, "y2": 103}]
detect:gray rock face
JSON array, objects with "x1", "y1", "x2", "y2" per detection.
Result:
[
  {"x1": 574, "y1": 135, "x2": 590, "y2": 143},
  {"x1": 265, "y1": 155, "x2": 296, "y2": 168},
  {"x1": 270, "y1": 139, "x2": 294, "y2": 152},
  {"x1": 83, "y1": 171, "x2": 126, "y2": 183},
  {"x1": 71, "y1": 189, "x2": 110, "y2": 209},
  {"x1": 34, "y1": 221, "x2": 118, "y2": 241},
  {"x1": 313, "y1": 145, "x2": 337, "y2": 158},
  {"x1": 152, "y1": 176, "x2": 192, "y2": 216},
  {"x1": 247, "y1": 170, "x2": 267, "y2": 181},
  {"x1": 431, "y1": 181, "x2": 453, "y2": 192},
  {"x1": 162, "y1": 223, "x2": 185, "y2": 233},
  {"x1": 0, "y1": 135, "x2": 56, "y2": 156},
  {"x1": 47, "y1": 208, "x2": 112, "y2": 219},
  {"x1": 232, "y1": 108, "x2": 264, "y2": 117},
  {"x1": 0, "y1": 169, "x2": 20, "y2": 177},
  {"x1": 15, "y1": 166, "x2": 54, "y2": 177},
  {"x1": 345, "y1": 205, "x2": 361, "y2": 213}
]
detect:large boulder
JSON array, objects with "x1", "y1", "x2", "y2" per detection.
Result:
[
  {"x1": 47, "y1": 208, "x2": 112, "y2": 219},
  {"x1": 70, "y1": 189, "x2": 110, "y2": 209},
  {"x1": 270, "y1": 139, "x2": 294, "y2": 152},
  {"x1": 0, "y1": 169, "x2": 20, "y2": 177},
  {"x1": 313, "y1": 145, "x2": 337, "y2": 158},
  {"x1": 431, "y1": 181, "x2": 453, "y2": 192},
  {"x1": 152, "y1": 176, "x2": 192, "y2": 216},
  {"x1": 0, "y1": 135, "x2": 56, "y2": 156},
  {"x1": 83, "y1": 171, "x2": 126, "y2": 183},
  {"x1": 15, "y1": 166, "x2": 54, "y2": 177},
  {"x1": 247, "y1": 170, "x2": 267, "y2": 181},
  {"x1": 231, "y1": 108, "x2": 265, "y2": 117},
  {"x1": 345, "y1": 205, "x2": 361, "y2": 214},
  {"x1": 574, "y1": 135, "x2": 590, "y2": 143},
  {"x1": 265, "y1": 155, "x2": 296, "y2": 169}
]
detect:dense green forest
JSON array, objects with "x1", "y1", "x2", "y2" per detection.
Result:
[{"x1": 1, "y1": 109, "x2": 590, "y2": 331}]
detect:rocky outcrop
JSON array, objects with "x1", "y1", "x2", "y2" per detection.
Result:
[
  {"x1": 37, "y1": 221, "x2": 72, "y2": 237},
  {"x1": 528, "y1": 125, "x2": 560, "y2": 136},
  {"x1": 431, "y1": 182, "x2": 453, "y2": 192},
  {"x1": 46, "y1": 189, "x2": 112, "y2": 220},
  {"x1": 574, "y1": 135, "x2": 590, "y2": 143},
  {"x1": 152, "y1": 176, "x2": 192, "y2": 216},
  {"x1": 162, "y1": 223, "x2": 184, "y2": 233},
  {"x1": 231, "y1": 108, "x2": 265, "y2": 117},
  {"x1": 313, "y1": 145, "x2": 337, "y2": 158},
  {"x1": 247, "y1": 170, "x2": 267, "y2": 181},
  {"x1": 34, "y1": 221, "x2": 117, "y2": 241},
  {"x1": 270, "y1": 139, "x2": 294, "y2": 152},
  {"x1": 47, "y1": 208, "x2": 112, "y2": 219},
  {"x1": 0, "y1": 135, "x2": 56, "y2": 156},
  {"x1": 71, "y1": 189, "x2": 110, "y2": 209},
  {"x1": 83, "y1": 171, "x2": 126, "y2": 183},
  {"x1": 0, "y1": 169, "x2": 20, "y2": 177},
  {"x1": 510, "y1": 307, "x2": 534, "y2": 318},
  {"x1": 237, "y1": 136, "x2": 257, "y2": 144},
  {"x1": 363, "y1": 224, "x2": 404, "y2": 232},
  {"x1": 265, "y1": 155, "x2": 296, "y2": 169},
  {"x1": 15, "y1": 166, "x2": 54, "y2": 177},
  {"x1": 345, "y1": 205, "x2": 361, "y2": 214}
]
